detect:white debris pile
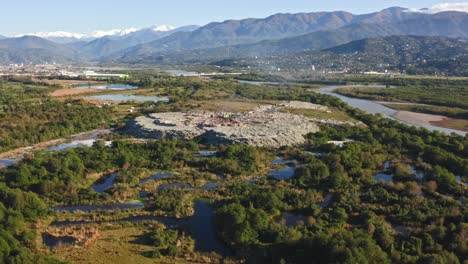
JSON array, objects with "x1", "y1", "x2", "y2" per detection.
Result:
[{"x1": 128, "y1": 102, "x2": 323, "y2": 147}]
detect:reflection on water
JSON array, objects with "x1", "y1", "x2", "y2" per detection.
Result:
[
  {"x1": 86, "y1": 94, "x2": 169, "y2": 103},
  {"x1": 48, "y1": 140, "x2": 112, "y2": 151},
  {"x1": 319, "y1": 194, "x2": 333, "y2": 208},
  {"x1": 270, "y1": 166, "x2": 295, "y2": 180},
  {"x1": 196, "y1": 151, "x2": 218, "y2": 157},
  {"x1": 271, "y1": 157, "x2": 296, "y2": 180},
  {"x1": 201, "y1": 182, "x2": 222, "y2": 190},
  {"x1": 281, "y1": 212, "x2": 309, "y2": 227},
  {"x1": 140, "y1": 173, "x2": 172, "y2": 184},
  {"x1": 92, "y1": 173, "x2": 117, "y2": 193},
  {"x1": 75, "y1": 84, "x2": 138, "y2": 90},
  {"x1": 42, "y1": 233, "x2": 76, "y2": 248},
  {"x1": 50, "y1": 201, "x2": 232, "y2": 256},
  {"x1": 0, "y1": 159, "x2": 17, "y2": 168},
  {"x1": 374, "y1": 173, "x2": 394, "y2": 183},
  {"x1": 316, "y1": 86, "x2": 466, "y2": 136}
]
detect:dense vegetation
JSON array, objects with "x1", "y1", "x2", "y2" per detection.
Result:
[
  {"x1": 335, "y1": 84, "x2": 468, "y2": 110},
  {"x1": 0, "y1": 79, "x2": 112, "y2": 152},
  {"x1": 0, "y1": 75, "x2": 466, "y2": 263}
]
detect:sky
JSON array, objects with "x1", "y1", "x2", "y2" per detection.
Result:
[{"x1": 1, "y1": 0, "x2": 466, "y2": 36}]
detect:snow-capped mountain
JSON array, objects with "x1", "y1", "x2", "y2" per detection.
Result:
[
  {"x1": 15, "y1": 25, "x2": 179, "y2": 43},
  {"x1": 15, "y1": 31, "x2": 86, "y2": 39},
  {"x1": 152, "y1": 25, "x2": 176, "y2": 32},
  {"x1": 90, "y1": 28, "x2": 139, "y2": 38}
]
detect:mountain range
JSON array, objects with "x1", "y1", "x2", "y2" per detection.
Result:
[{"x1": 0, "y1": 6, "x2": 467, "y2": 74}]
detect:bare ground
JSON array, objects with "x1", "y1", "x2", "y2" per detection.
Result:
[
  {"x1": 50, "y1": 88, "x2": 99, "y2": 97},
  {"x1": 392, "y1": 111, "x2": 446, "y2": 126}
]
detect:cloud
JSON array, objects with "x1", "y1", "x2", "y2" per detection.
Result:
[{"x1": 406, "y1": 2, "x2": 468, "y2": 14}]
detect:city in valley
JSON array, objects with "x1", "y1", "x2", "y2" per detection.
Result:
[{"x1": 0, "y1": 1, "x2": 466, "y2": 264}]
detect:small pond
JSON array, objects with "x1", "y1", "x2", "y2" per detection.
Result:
[
  {"x1": 92, "y1": 173, "x2": 117, "y2": 193},
  {"x1": 50, "y1": 200, "x2": 232, "y2": 256},
  {"x1": 48, "y1": 140, "x2": 112, "y2": 151},
  {"x1": 319, "y1": 194, "x2": 334, "y2": 208},
  {"x1": 0, "y1": 159, "x2": 17, "y2": 168},
  {"x1": 140, "y1": 173, "x2": 172, "y2": 185},
  {"x1": 281, "y1": 212, "x2": 309, "y2": 227},
  {"x1": 201, "y1": 182, "x2": 222, "y2": 190},
  {"x1": 270, "y1": 157, "x2": 297, "y2": 180},
  {"x1": 75, "y1": 84, "x2": 138, "y2": 90},
  {"x1": 196, "y1": 151, "x2": 218, "y2": 157},
  {"x1": 374, "y1": 173, "x2": 394, "y2": 183},
  {"x1": 42, "y1": 234, "x2": 76, "y2": 248},
  {"x1": 86, "y1": 94, "x2": 169, "y2": 103},
  {"x1": 270, "y1": 166, "x2": 295, "y2": 180}
]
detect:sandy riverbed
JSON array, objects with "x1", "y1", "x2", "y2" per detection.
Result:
[{"x1": 392, "y1": 111, "x2": 447, "y2": 127}]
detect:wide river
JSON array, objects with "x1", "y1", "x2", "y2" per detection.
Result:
[
  {"x1": 236, "y1": 80, "x2": 466, "y2": 136},
  {"x1": 316, "y1": 86, "x2": 466, "y2": 136}
]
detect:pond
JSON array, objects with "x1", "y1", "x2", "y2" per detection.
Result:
[
  {"x1": 319, "y1": 194, "x2": 334, "y2": 208},
  {"x1": 374, "y1": 173, "x2": 394, "y2": 183},
  {"x1": 201, "y1": 182, "x2": 222, "y2": 190},
  {"x1": 195, "y1": 151, "x2": 218, "y2": 157},
  {"x1": 47, "y1": 139, "x2": 112, "y2": 151},
  {"x1": 50, "y1": 200, "x2": 232, "y2": 256},
  {"x1": 139, "y1": 173, "x2": 172, "y2": 185},
  {"x1": 52, "y1": 200, "x2": 144, "y2": 213},
  {"x1": 86, "y1": 94, "x2": 169, "y2": 103},
  {"x1": 270, "y1": 157, "x2": 297, "y2": 180},
  {"x1": 42, "y1": 234, "x2": 77, "y2": 248},
  {"x1": 281, "y1": 212, "x2": 309, "y2": 227},
  {"x1": 74, "y1": 84, "x2": 139, "y2": 90},
  {"x1": 92, "y1": 173, "x2": 117, "y2": 193},
  {"x1": 270, "y1": 166, "x2": 295, "y2": 180},
  {"x1": 0, "y1": 159, "x2": 17, "y2": 168}
]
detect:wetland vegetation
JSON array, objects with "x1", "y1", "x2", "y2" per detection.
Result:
[{"x1": 0, "y1": 73, "x2": 466, "y2": 264}]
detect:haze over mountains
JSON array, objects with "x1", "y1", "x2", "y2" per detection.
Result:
[{"x1": 0, "y1": 6, "x2": 467, "y2": 72}]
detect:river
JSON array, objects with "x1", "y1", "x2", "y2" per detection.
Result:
[
  {"x1": 316, "y1": 86, "x2": 466, "y2": 136},
  {"x1": 237, "y1": 80, "x2": 466, "y2": 136}
]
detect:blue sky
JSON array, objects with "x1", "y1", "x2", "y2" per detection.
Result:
[{"x1": 1, "y1": 0, "x2": 465, "y2": 36}]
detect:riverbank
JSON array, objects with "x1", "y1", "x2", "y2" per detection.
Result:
[{"x1": 315, "y1": 86, "x2": 467, "y2": 136}]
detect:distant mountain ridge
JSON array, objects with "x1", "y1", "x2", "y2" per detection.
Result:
[
  {"x1": 115, "y1": 7, "x2": 424, "y2": 56},
  {"x1": 0, "y1": 36, "x2": 81, "y2": 64},
  {"x1": 68, "y1": 25, "x2": 200, "y2": 58},
  {"x1": 0, "y1": 7, "x2": 468, "y2": 68},
  {"x1": 111, "y1": 11, "x2": 468, "y2": 64}
]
